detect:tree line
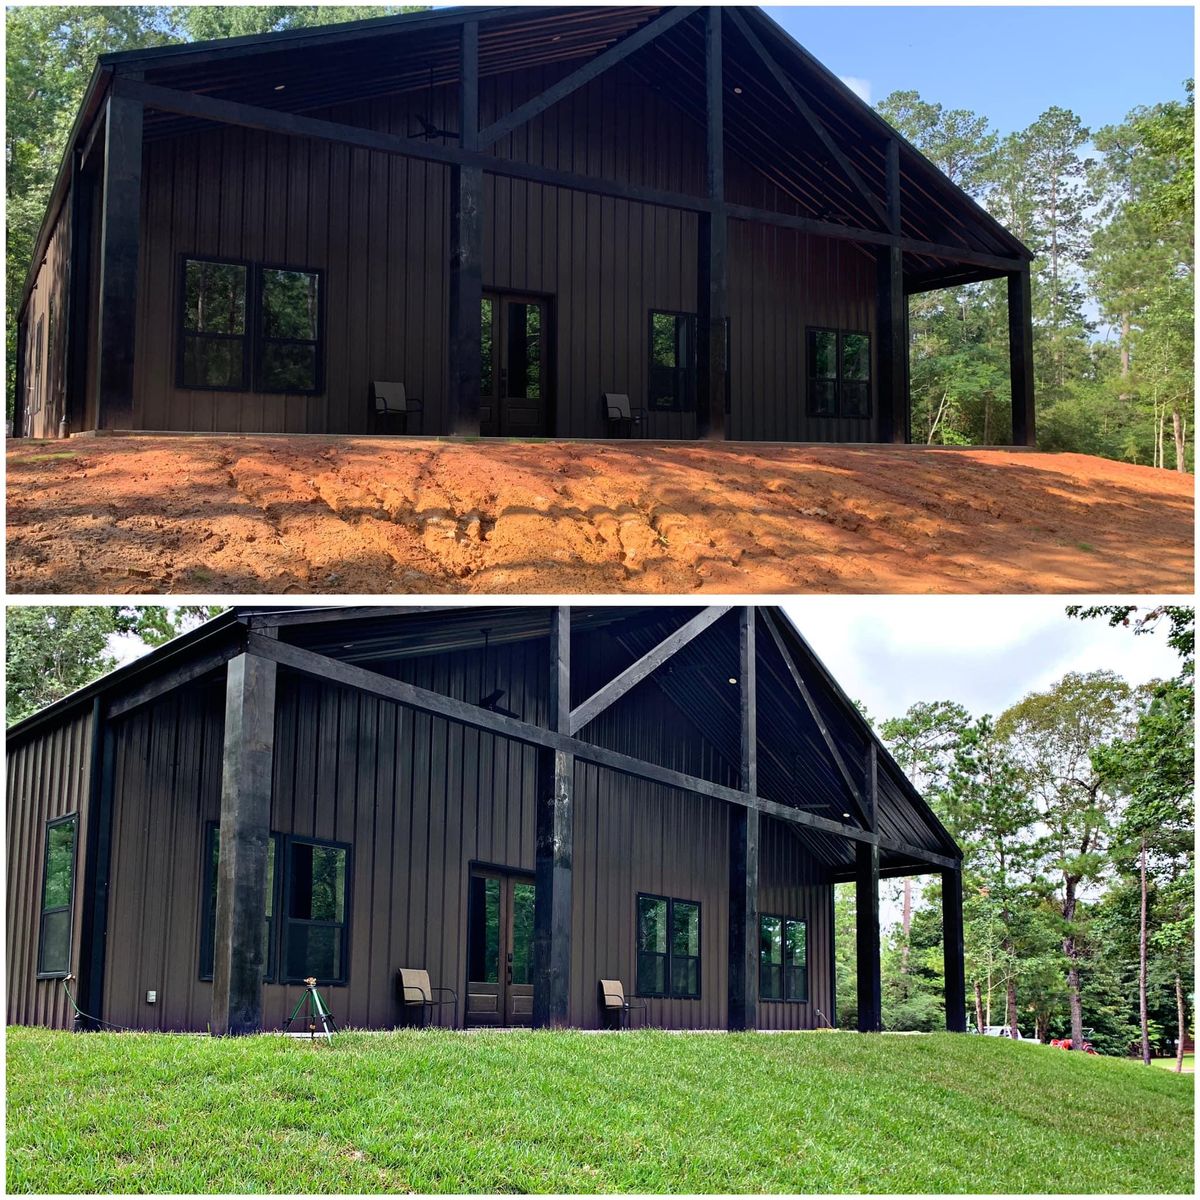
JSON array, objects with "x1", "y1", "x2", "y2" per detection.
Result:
[
  {"x1": 878, "y1": 86, "x2": 1194, "y2": 469},
  {"x1": 837, "y1": 606, "x2": 1194, "y2": 1066}
]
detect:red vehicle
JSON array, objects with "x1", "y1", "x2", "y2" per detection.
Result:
[{"x1": 1050, "y1": 1036, "x2": 1099, "y2": 1054}]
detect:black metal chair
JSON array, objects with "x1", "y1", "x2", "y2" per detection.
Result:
[
  {"x1": 599, "y1": 978, "x2": 647, "y2": 1029},
  {"x1": 396, "y1": 968, "x2": 457, "y2": 1028},
  {"x1": 603, "y1": 392, "x2": 645, "y2": 438},
  {"x1": 373, "y1": 381, "x2": 424, "y2": 435}
]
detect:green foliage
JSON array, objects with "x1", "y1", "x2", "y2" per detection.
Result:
[
  {"x1": 878, "y1": 82, "x2": 1193, "y2": 467},
  {"x1": 6, "y1": 1028, "x2": 1194, "y2": 1193},
  {"x1": 5, "y1": 605, "x2": 225, "y2": 724}
]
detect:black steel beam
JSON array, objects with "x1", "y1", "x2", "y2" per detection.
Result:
[
  {"x1": 477, "y1": 7, "x2": 698, "y2": 148},
  {"x1": 65, "y1": 149, "x2": 94, "y2": 436},
  {"x1": 74, "y1": 699, "x2": 116, "y2": 1029},
  {"x1": 1008, "y1": 266, "x2": 1036, "y2": 447},
  {"x1": 104, "y1": 642, "x2": 243, "y2": 720},
  {"x1": 242, "y1": 605, "x2": 451, "y2": 629},
  {"x1": 568, "y1": 606, "x2": 730, "y2": 733},
  {"x1": 697, "y1": 6, "x2": 727, "y2": 440},
  {"x1": 727, "y1": 8, "x2": 889, "y2": 231},
  {"x1": 210, "y1": 653, "x2": 276, "y2": 1036},
  {"x1": 114, "y1": 77, "x2": 1025, "y2": 277},
  {"x1": 94, "y1": 92, "x2": 143, "y2": 430},
  {"x1": 876, "y1": 138, "x2": 908, "y2": 444},
  {"x1": 245, "y1": 633, "x2": 879, "y2": 846},
  {"x1": 761, "y1": 611, "x2": 870, "y2": 829},
  {"x1": 448, "y1": 20, "x2": 483, "y2": 437},
  {"x1": 855, "y1": 840, "x2": 882, "y2": 1032},
  {"x1": 728, "y1": 607, "x2": 758, "y2": 1031},
  {"x1": 942, "y1": 867, "x2": 967, "y2": 1032},
  {"x1": 533, "y1": 607, "x2": 573, "y2": 1029}
]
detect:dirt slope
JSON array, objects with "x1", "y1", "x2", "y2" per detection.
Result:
[{"x1": 6, "y1": 437, "x2": 1193, "y2": 595}]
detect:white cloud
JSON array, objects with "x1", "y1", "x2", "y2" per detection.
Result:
[{"x1": 839, "y1": 75, "x2": 872, "y2": 104}]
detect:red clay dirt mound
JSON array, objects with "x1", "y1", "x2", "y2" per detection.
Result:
[{"x1": 5, "y1": 437, "x2": 1193, "y2": 595}]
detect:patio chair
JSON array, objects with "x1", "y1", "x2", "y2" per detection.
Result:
[
  {"x1": 373, "y1": 381, "x2": 424, "y2": 435},
  {"x1": 396, "y1": 968, "x2": 457, "y2": 1028},
  {"x1": 603, "y1": 393, "x2": 644, "y2": 439},
  {"x1": 598, "y1": 978, "x2": 647, "y2": 1030}
]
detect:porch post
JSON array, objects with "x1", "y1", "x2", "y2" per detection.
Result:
[
  {"x1": 856, "y1": 743, "x2": 882, "y2": 1031},
  {"x1": 533, "y1": 606, "x2": 573, "y2": 1027},
  {"x1": 876, "y1": 139, "x2": 907, "y2": 444},
  {"x1": 447, "y1": 20, "x2": 483, "y2": 436},
  {"x1": 66, "y1": 148, "x2": 95, "y2": 435},
  {"x1": 942, "y1": 867, "x2": 967, "y2": 1032},
  {"x1": 696, "y1": 6, "x2": 728, "y2": 439},
  {"x1": 94, "y1": 90, "x2": 143, "y2": 430},
  {"x1": 728, "y1": 607, "x2": 758, "y2": 1030},
  {"x1": 210, "y1": 651, "x2": 276, "y2": 1036},
  {"x1": 1008, "y1": 266, "x2": 1036, "y2": 446}
]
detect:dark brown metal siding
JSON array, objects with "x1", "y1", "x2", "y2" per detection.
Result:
[
  {"x1": 132, "y1": 60, "x2": 875, "y2": 441},
  {"x1": 21, "y1": 201, "x2": 71, "y2": 439},
  {"x1": 6, "y1": 710, "x2": 95, "y2": 1029}
]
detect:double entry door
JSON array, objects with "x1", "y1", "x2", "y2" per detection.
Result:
[
  {"x1": 480, "y1": 292, "x2": 551, "y2": 437},
  {"x1": 465, "y1": 868, "x2": 536, "y2": 1026}
]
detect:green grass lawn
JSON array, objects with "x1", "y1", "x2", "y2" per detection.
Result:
[
  {"x1": 1152, "y1": 1053, "x2": 1195, "y2": 1072},
  {"x1": 6, "y1": 1027, "x2": 1194, "y2": 1194}
]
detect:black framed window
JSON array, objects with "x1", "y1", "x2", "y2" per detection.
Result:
[
  {"x1": 637, "y1": 892, "x2": 700, "y2": 998},
  {"x1": 806, "y1": 328, "x2": 871, "y2": 420},
  {"x1": 37, "y1": 815, "x2": 77, "y2": 978},
  {"x1": 258, "y1": 267, "x2": 322, "y2": 394},
  {"x1": 199, "y1": 823, "x2": 279, "y2": 982},
  {"x1": 283, "y1": 837, "x2": 350, "y2": 985},
  {"x1": 648, "y1": 310, "x2": 697, "y2": 412},
  {"x1": 179, "y1": 258, "x2": 249, "y2": 390},
  {"x1": 760, "y1": 914, "x2": 808, "y2": 1002}
]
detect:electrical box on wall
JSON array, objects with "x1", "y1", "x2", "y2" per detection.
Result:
[{"x1": 146, "y1": 990, "x2": 157, "y2": 1005}]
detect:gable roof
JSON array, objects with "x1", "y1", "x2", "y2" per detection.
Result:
[{"x1": 18, "y1": 5, "x2": 1028, "y2": 320}]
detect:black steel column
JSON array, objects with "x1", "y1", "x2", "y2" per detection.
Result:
[
  {"x1": 533, "y1": 606, "x2": 573, "y2": 1027},
  {"x1": 856, "y1": 743, "x2": 882, "y2": 1032},
  {"x1": 65, "y1": 149, "x2": 95, "y2": 436},
  {"x1": 876, "y1": 140, "x2": 906, "y2": 444},
  {"x1": 1008, "y1": 266, "x2": 1036, "y2": 446},
  {"x1": 728, "y1": 607, "x2": 758, "y2": 1030},
  {"x1": 697, "y1": 6, "x2": 727, "y2": 440},
  {"x1": 75, "y1": 698, "x2": 116, "y2": 1029},
  {"x1": 211, "y1": 652, "x2": 276, "y2": 1036},
  {"x1": 942, "y1": 867, "x2": 967, "y2": 1032},
  {"x1": 448, "y1": 20, "x2": 483, "y2": 436},
  {"x1": 94, "y1": 92, "x2": 142, "y2": 431}
]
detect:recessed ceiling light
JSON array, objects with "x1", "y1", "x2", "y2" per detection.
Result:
[
  {"x1": 842, "y1": 812, "x2": 851, "y2": 819},
  {"x1": 733, "y1": 86, "x2": 743, "y2": 95},
  {"x1": 274, "y1": 84, "x2": 286, "y2": 91},
  {"x1": 728, "y1": 676, "x2": 738, "y2": 685}
]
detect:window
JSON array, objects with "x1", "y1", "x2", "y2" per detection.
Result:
[
  {"x1": 806, "y1": 328, "x2": 871, "y2": 420},
  {"x1": 258, "y1": 267, "x2": 322, "y2": 393},
  {"x1": 648, "y1": 311, "x2": 697, "y2": 412},
  {"x1": 637, "y1": 893, "x2": 700, "y2": 999},
  {"x1": 760, "y1": 914, "x2": 808, "y2": 1002},
  {"x1": 199, "y1": 823, "x2": 279, "y2": 981},
  {"x1": 283, "y1": 837, "x2": 350, "y2": 985},
  {"x1": 37, "y1": 815, "x2": 77, "y2": 977},
  {"x1": 179, "y1": 259, "x2": 249, "y2": 390},
  {"x1": 177, "y1": 258, "x2": 323, "y2": 394}
]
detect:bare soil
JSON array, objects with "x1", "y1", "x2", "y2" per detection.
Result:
[{"x1": 5, "y1": 436, "x2": 1193, "y2": 595}]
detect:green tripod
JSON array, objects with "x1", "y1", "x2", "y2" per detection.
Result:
[{"x1": 283, "y1": 977, "x2": 339, "y2": 1041}]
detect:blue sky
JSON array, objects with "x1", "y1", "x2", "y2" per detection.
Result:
[{"x1": 764, "y1": 5, "x2": 1193, "y2": 134}]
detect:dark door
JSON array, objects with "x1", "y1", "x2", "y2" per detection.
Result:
[
  {"x1": 465, "y1": 869, "x2": 537, "y2": 1027},
  {"x1": 480, "y1": 294, "x2": 550, "y2": 437}
]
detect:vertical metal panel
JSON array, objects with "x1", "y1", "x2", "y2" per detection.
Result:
[
  {"x1": 20, "y1": 195, "x2": 72, "y2": 438},
  {"x1": 6, "y1": 710, "x2": 96, "y2": 1028}
]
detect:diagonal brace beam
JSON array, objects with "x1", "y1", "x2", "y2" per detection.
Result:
[
  {"x1": 727, "y1": 8, "x2": 890, "y2": 230},
  {"x1": 762, "y1": 609, "x2": 871, "y2": 829},
  {"x1": 477, "y1": 6, "x2": 700, "y2": 149},
  {"x1": 568, "y1": 605, "x2": 732, "y2": 733}
]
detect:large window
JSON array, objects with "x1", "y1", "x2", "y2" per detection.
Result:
[
  {"x1": 637, "y1": 893, "x2": 700, "y2": 999},
  {"x1": 759, "y1": 915, "x2": 808, "y2": 1002},
  {"x1": 178, "y1": 258, "x2": 322, "y2": 394},
  {"x1": 198, "y1": 830, "x2": 347, "y2": 985},
  {"x1": 283, "y1": 837, "x2": 350, "y2": 985},
  {"x1": 37, "y1": 815, "x2": 77, "y2": 978},
  {"x1": 648, "y1": 311, "x2": 697, "y2": 412},
  {"x1": 806, "y1": 328, "x2": 871, "y2": 420},
  {"x1": 199, "y1": 823, "x2": 279, "y2": 981}
]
